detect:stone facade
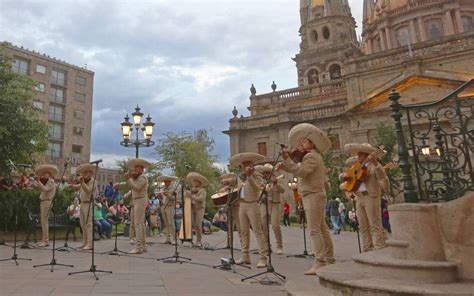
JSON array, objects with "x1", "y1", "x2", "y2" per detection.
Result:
[
  {"x1": 95, "y1": 167, "x2": 122, "y2": 194},
  {"x1": 224, "y1": 0, "x2": 474, "y2": 204},
  {"x1": 2, "y1": 42, "x2": 94, "y2": 176}
]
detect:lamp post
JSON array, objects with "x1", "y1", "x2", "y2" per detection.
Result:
[{"x1": 120, "y1": 105, "x2": 155, "y2": 158}]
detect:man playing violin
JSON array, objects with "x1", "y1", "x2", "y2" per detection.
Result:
[
  {"x1": 229, "y1": 152, "x2": 269, "y2": 268},
  {"x1": 33, "y1": 164, "x2": 59, "y2": 247},
  {"x1": 276, "y1": 123, "x2": 335, "y2": 275},
  {"x1": 115, "y1": 158, "x2": 150, "y2": 254},
  {"x1": 258, "y1": 164, "x2": 285, "y2": 254},
  {"x1": 341, "y1": 143, "x2": 389, "y2": 252},
  {"x1": 69, "y1": 164, "x2": 96, "y2": 250}
]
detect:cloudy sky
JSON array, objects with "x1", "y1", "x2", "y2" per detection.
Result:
[{"x1": 1, "y1": 0, "x2": 363, "y2": 168}]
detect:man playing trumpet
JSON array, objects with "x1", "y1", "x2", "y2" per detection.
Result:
[
  {"x1": 257, "y1": 164, "x2": 285, "y2": 255},
  {"x1": 69, "y1": 164, "x2": 96, "y2": 250},
  {"x1": 33, "y1": 164, "x2": 59, "y2": 247}
]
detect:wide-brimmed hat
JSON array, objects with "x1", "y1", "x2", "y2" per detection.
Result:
[
  {"x1": 335, "y1": 198, "x2": 341, "y2": 202},
  {"x1": 344, "y1": 143, "x2": 377, "y2": 155},
  {"x1": 345, "y1": 156, "x2": 358, "y2": 167},
  {"x1": 229, "y1": 152, "x2": 265, "y2": 167},
  {"x1": 288, "y1": 123, "x2": 331, "y2": 153},
  {"x1": 76, "y1": 164, "x2": 96, "y2": 175},
  {"x1": 156, "y1": 175, "x2": 178, "y2": 182},
  {"x1": 256, "y1": 163, "x2": 273, "y2": 173},
  {"x1": 126, "y1": 158, "x2": 152, "y2": 169},
  {"x1": 35, "y1": 165, "x2": 59, "y2": 177},
  {"x1": 187, "y1": 172, "x2": 209, "y2": 187},
  {"x1": 220, "y1": 173, "x2": 235, "y2": 180}
]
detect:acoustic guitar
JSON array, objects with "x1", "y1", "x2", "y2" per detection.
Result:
[{"x1": 343, "y1": 145, "x2": 386, "y2": 192}]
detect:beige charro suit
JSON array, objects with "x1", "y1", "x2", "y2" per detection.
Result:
[
  {"x1": 124, "y1": 174, "x2": 148, "y2": 252},
  {"x1": 217, "y1": 185, "x2": 242, "y2": 246},
  {"x1": 260, "y1": 180, "x2": 285, "y2": 249},
  {"x1": 281, "y1": 149, "x2": 335, "y2": 265},
  {"x1": 35, "y1": 178, "x2": 56, "y2": 243},
  {"x1": 71, "y1": 178, "x2": 95, "y2": 247},
  {"x1": 355, "y1": 162, "x2": 389, "y2": 252},
  {"x1": 191, "y1": 188, "x2": 206, "y2": 244},
  {"x1": 237, "y1": 172, "x2": 269, "y2": 261},
  {"x1": 162, "y1": 185, "x2": 176, "y2": 243}
]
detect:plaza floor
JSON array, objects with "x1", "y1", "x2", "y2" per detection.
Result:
[{"x1": 0, "y1": 226, "x2": 360, "y2": 296}]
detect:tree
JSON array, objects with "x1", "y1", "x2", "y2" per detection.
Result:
[
  {"x1": 0, "y1": 46, "x2": 48, "y2": 176},
  {"x1": 154, "y1": 129, "x2": 222, "y2": 214}
]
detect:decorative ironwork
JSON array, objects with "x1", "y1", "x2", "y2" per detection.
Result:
[{"x1": 391, "y1": 79, "x2": 474, "y2": 202}]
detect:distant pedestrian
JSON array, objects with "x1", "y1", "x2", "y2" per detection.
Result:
[
  {"x1": 283, "y1": 201, "x2": 291, "y2": 226},
  {"x1": 329, "y1": 198, "x2": 341, "y2": 234}
]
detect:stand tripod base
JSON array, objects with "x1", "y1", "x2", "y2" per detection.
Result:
[
  {"x1": 68, "y1": 265, "x2": 112, "y2": 280},
  {"x1": 55, "y1": 243, "x2": 77, "y2": 252},
  {"x1": 0, "y1": 254, "x2": 32, "y2": 266},
  {"x1": 20, "y1": 242, "x2": 35, "y2": 249},
  {"x1": 241, "y1": 264, "x2": 286, "y2": 285},
  {"x1": 33, "y1": 259, "x2": 73, "y2": 272},
  {"x1": 157, "y1": 252, "x2": 192, "y2": 264},
  {"x1": 100, "y1": 248, "x2": 129, "y2": 256},
  {"x1": 213, "y1": 257, "x2": 251, "y2": 273}
]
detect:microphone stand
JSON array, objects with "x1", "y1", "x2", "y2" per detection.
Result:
[
  {"x1": 213, "y1": 187, "x2": 250, "y2": 272},
  {"x1": 69, "y1": 162, "x2": 112, "y2": 280},
  {"x1": 0, "y1": 198, "x2": 32, "y2": 265},
  {"x1": 286, "y1": 203, "x2": 314, "y2": 259},
  {"x1": 241, "y1": 147, "x2": 286, "y2": 285},
  {"x1": 351, "y1": 196, "x2": 362, "y2": 253},
  {"x1": 157, "y1": 175, "x2": 192, "y2": 264},
  {"x1": 100, "y1": 190, "x2": 128, "y2": 256},
  {"x1": 33, "y1": 162, "x2": 74, "y2": 272}
]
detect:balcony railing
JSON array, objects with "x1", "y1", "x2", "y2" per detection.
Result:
[{"x1": 48, "y1": 113, "x2": 65, "y2": 122}]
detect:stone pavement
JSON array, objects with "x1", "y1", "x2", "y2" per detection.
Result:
[{"x1": 0, "y1": 227, "x2": 360, "y2": 295}]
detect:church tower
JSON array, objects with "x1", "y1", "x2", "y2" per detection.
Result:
[{"x1": 295, "y1": 0, "x2": 360, "y2": 87}]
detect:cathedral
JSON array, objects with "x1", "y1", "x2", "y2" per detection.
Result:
[{"x1": 224, "y1": 0, "x2": 474, "y2": 164}]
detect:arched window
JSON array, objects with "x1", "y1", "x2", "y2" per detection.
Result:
[
  {"x1": 396, "y1": 26, "x2": 410, "y2": 47},
  {"x1": 329, "y1": 64, "x2": 341, "y2": 80},
  {"x1": 425, "y1": 19, "x2": 443, "y2": 40},
  {"x1": 307, "y1": 69, "x2": 319, "y2": 85},
  {"x1": 311, "y1": 30, "x2": 318, "y2": 43},
  {"x1": 462, "y1": 16, "x2": 473, "y2": 32},
  {"x1": 323, "y1": 26, "x2": 330, "y2": 39}
]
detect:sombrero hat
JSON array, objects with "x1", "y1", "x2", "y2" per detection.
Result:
[
  {"x1": 256, "y1": 163, "x2": 273, "y2": 173},
  {"x1": 186, "y1": 172, "x2": 209, "y2": 187},
  {"x1": 229, "y1": 152, "x2": 265, "y2": 167},
  {"x1": 35, "y1": 165, "x2": 59, "y2": 177},
  {"x1": 288, "y1": 123, "x2": 331, "y2": 153},
  {"x1": 220, "y1": 173, "x2": 235, "y2": 180},
  {"x1": 344, "y1": 143, "x2": 377, "y2": 155},
  {"x1": 345, "y1": 156, "x2": 358, "y2": 167},
  {"x1": 76, "y1": 164, "x2": 97, "y2": 174},
  {"x1": 126, "y1": 158, "x2": 151, "y2": 169},
  {"x1": 156, "y1": 175, "x2": 178, "y2": 182}
]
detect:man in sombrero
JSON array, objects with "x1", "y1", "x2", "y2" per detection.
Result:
[
  {"x1": 157, "y1": 175, "x2": 178, "y2": 245},
  {"x1": 341, "y1": 143, "x2": 389, "y2": 252},
  {"x1": 69, "y1": 163, "x2": 96, "y2": 250},
  {"x1": 186, "y1": 172, "x2": 209, "y2": 248},
  {"x1": 229, "y1": 152, "x2": 269, "y2": 268},
  {"x1": 276, "y1": 123, "x2": 335, "y2": 275},
  {"x1": 33, "y1": 164, "x2": 59, "y2": 247},
  {"x1": 116, "y1": 158, "x2": 150, "y2": 254},
  {"x1": 257, "y1": 163, "x2": 285, "y2": 255},
  {"x1": 219, "y1": 172, "x2": 242, "y2": 247}
]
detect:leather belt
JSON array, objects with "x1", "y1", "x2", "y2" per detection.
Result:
[
  {"x1": 40, "y1": 199, "x2": 52, "y2": 202},
  {"x1": 133, "y1": 196, "x2": 146, "y2": 200},
  {"x1": 357, "y1": 191, "x2": 369, "y2": 196}
]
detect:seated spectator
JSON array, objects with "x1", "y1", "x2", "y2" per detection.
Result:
[
  {"x1": 348, "y1": 209, "x2": 358, "y2": 232},
  {"x1": 202, "y1": 213, "x2": 212, "y2": 234},
  {"x1": 174, "y1": 202, "x2": 183, "y2": 234},
  {"x1": 66, "y1": 197, "x2": 81, "y2": 241},
  {"x1": 94, "y1": 202, "x2": 112, "y2": 239},
  {"x1": 212, "y1": 209, "x2": 227, "y2": 231}
]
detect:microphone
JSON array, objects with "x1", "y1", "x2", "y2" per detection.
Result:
[
  {"x1": 90, "y1": 159, "x2": 103, "y2": 164},
  {"x1": 18, "y1": 164, "x2": 32, "y2": 168},
  {"x1": 276, "y1": 142, "x2": 288, "y2": 149}
]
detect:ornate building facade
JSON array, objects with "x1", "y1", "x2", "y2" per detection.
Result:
[{"x1": 224, "y1": 0, "x2": 474, "y2": 201}]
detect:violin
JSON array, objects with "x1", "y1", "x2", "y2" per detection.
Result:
[
  {"x1": 125, "y1": 171, "x2": 141, "y2": 179},
  {"x1": 39, "y1": 176, "x2": 49, "y2": 185},
  {"x1": 283, "y1": 148, "x2": 309, "y2": 163}
]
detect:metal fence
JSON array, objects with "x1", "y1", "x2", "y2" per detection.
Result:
[{"x1": 390, "y1": 79, "x2": 474, "y2": 202}]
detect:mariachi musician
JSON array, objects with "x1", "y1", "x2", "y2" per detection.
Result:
[
  {"x1": 257, "y1": 164, "x2": 285, "y2": 254},
  {"x1": 33, "y1": 164, "x2": 59, "y2": 247},
  {"x1": 276, "y1": 123, "x2": 335, "y2": 275},
  {"x1": 219, "y1": 172, "x2": 242, "y2": 247},
  {"x1": 185, "y1": 172, "x2": 209, "y2": 247},
  {"x1": 69, "y1": 163, "x2": 96, "y2": 250},
  {"x1": 157, "y1": 175, "x2": 178, "y2": 245}
]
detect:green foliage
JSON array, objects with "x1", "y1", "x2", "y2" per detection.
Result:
[
  {"x1": 0, "y1": 188, "x2": 75, "y2": 233},
  {"x1": 154, "y1": 129, "x2": 223, "y2": 216},
  {"x1": 0, "y1": 46, "x2": 49, "y2": 176}
]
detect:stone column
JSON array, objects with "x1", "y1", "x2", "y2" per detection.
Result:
[
  {"x1": 417, "y1": 17, "x2": 427, "y2": 41},
  {"x1": 380, "y1": 30, "x2": 387, "y2": 51},
  {"x1": 385, "y1": 27, "x2": 393, "y2": 49},
  {"x1": 444, "y1": 10, "x2": 455, "y2": 35},
  {"x1": 409, "y1": 19, "x2": 417, "y2": 44},
  {"x1": 454, "y1": 9, "x2": 463, "y2": 33},
  {"x1": 367, "y1": 37, "x2": 374, "y2": 53}
]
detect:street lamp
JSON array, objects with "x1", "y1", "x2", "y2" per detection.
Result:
[
  {"x1": 120, "y1": 105, "x2": 155, "y2": 158},
  {"x1": 288, "y1": 177, "x2": 298, "y2": 191}
]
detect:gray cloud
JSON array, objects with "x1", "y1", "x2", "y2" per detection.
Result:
[{"x1": 1, "y1": 0, "x2": 363, "y2": 166}]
